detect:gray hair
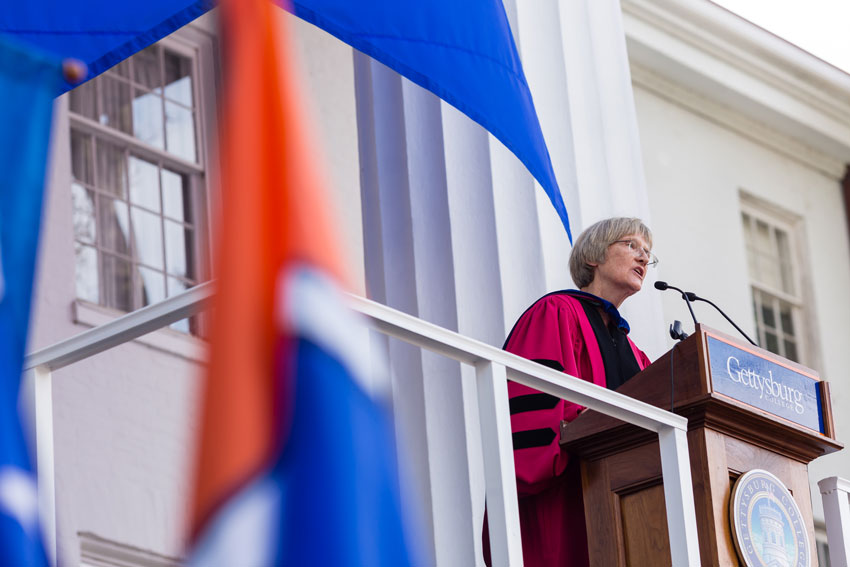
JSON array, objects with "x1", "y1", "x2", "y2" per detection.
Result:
[{"x1": 569, "y1": 217, "x2": 653, "y2": 288}]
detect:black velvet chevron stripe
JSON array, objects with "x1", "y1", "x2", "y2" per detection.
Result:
[
  {"x1": 510, "y1": 393, "x2": 560, "y2": 415},
  {"x1": 512, "y1": 428, "x2": 557, "y2": 449}
]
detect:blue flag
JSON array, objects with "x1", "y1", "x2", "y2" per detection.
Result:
[
  {"x1": 0, "y1": 1, "x2": 212, "y2": 93},
  {"x1": 289, "y1": 0, "x2": 572, "y2": 239},
  {"x1": 274, "y1": 272, "x2": 412, "y2": 566},
  {"x1": 0, "y1": 35, "x2": 62, "y2": 566},
  {"x1": 1, "y1": 0, "x2": 571, "y2": 238}
]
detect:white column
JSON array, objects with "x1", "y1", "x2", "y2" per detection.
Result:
[
  {"x1": 508, "y1": 0, "x2": 577, "y2": 294},
  {"x1": 513, "y1": 0, "x2": 668, "y2": 356},
  {"x1": 488, "y1": 132, "x2": 549, "y2": 328},
  {"x1": 441, "y1": 100, "x2": 516, "y2": 564},
  {"x1": 403, "y1": 77, "x2": 482, "y2": 567},
  {"x1": 355, "y1": 52, "x2": 436, "y2": 561},
  {"x1": 355, "y1": 54, "x2": 484, "y2": 566}
]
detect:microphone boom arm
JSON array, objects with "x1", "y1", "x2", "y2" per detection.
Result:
[
  {"x1": 680, "y1": 292, "x2": 698, "y2": 328},
  {"x1": 689, "y1": 294, "x2": 758, "y2": 347},
  {"x1": 654, "y1": 281, "x2": 699, "y2": 328}
]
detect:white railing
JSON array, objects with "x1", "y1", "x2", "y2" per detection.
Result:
[
  {"x1": 819, "y1": 476, "x2": 850, "y2": 567},
  {"x1": 23, "y1": 281, "x2": 215, "y2": 565},
  {"x1": 349, "y1": 294, "x2": 701, "y2": 566},
  {"x1": 24, "y1": 283, "x2": 702, "y2": 566}
]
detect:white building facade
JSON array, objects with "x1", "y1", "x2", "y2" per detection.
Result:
[{"x1": 30, "y1": 0, "x2": 850, "y2": 564}]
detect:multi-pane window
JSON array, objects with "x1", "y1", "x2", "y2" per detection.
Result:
[
  {"x1": 68, "y1": 41, "x2": 208, "y2": 333},
  {"x1": 741, "y1": 208, "x2": 803, "y2": 362}
]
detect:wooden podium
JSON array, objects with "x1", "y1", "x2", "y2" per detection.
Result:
[{"x1": 560, "y1": 325, "x2": 842, "y2": 566}]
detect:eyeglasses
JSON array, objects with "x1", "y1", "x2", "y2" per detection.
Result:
[{"x1": 612, "y1": 239, "x2": 658, "y2": 267}]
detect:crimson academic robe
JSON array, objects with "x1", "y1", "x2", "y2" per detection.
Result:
[{"x1": 504, "y1": 291, "x2": 650, "y2": 567}]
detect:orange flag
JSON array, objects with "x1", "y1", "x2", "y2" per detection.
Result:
[
  {"x1": 189, "y1": 0, "x2": 345, "y2": 540},
  {"x1": 189, "y1": 0, "x2": 413, "y2": 562}
]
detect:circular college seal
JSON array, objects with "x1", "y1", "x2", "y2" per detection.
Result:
[{"x1": 729, "y1": 469, "x2": 810, "y2": 567}]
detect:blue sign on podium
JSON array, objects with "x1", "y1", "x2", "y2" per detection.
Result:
[{"x1": 706, "y1": 334, "x2": 823, "y2": 434}]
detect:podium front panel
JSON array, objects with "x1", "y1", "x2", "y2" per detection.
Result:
[{"x1": 704, "y1": 331, "x2": 823, "y2": 433}]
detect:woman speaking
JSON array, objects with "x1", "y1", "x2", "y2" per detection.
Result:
[{"x1": 504, "y1": 217, "x2": 656, "y2": 567}]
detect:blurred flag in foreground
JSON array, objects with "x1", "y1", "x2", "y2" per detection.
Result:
[
  {"x1": 288, "y1": 0, "x2": 572, "y2": 239},
  {"x1": 3, "y1": 0, "x2": 570, "y2": 239},
  {"x1": 0, "y1": 35, "x2": 62, "y2": 566},
  {"x1": 188, "y1": 0, "x2": 413, "y2": 565}
]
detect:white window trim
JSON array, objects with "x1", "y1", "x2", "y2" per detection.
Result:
[
  {"x1": 741, "y1": 198, "x2": 802, "y2": 299},
  {"x1": 740, "y1": 191, "x2": 820, "y2": 369},
  {"x1": 73, "y1": 299, "x2": 207, "y2": 363},
  {"x1": 69, "y1": 113, "x2": 204, "y2": 176},
  {"x1": 60, "y1": 15, "x2": 220, "y2": 349}
]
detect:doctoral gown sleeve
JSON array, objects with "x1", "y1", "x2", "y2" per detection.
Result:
[
  {"x1": 628, "y1": 337, "x2": 652, "y2": 370},
  {"x1": 504, "y1": 296, "x2": 587, "y2": 496}
]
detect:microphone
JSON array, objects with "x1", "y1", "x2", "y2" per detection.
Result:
[
  {"x1": 669, "y1": 320, "x2": 689, "y2": 341},
  {"x1": 687, "y1": 292, "x2": 759, "y2": 347},
  {"x1": 654, "y1": 281, "x2": 698, "y2": 327}
]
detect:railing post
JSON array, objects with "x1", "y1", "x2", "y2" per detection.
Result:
[
  {"x1": 819, "y1": 476, "x2": 850, "y2": 567},
  {"x1": 32, "y1": 365, "x2": 56, "y2": 565},
  {"x1": 657, "y1": 425, "x2": 701, "y2": 566},
  {"x1": 475, "y1": 361, "x2": 523, "y2": 566}
]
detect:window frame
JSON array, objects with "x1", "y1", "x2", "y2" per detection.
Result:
[
  {"x1": 62, "y1": 15, "x2": 219, "y2": 343},
  {"x1": 69, "y1": 115, "x2": 207, "y2": 317},
  {"x1": 740, "y1": 193, "x2": 815, "y2": 366}
]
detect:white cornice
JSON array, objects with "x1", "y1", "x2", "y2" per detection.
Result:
[
  {"x1": 630, "y1": 65, "x2": 846, "y2": 178},
  {"x1": 622, "y1": 0, "x2": 850, "y2": 171}
]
